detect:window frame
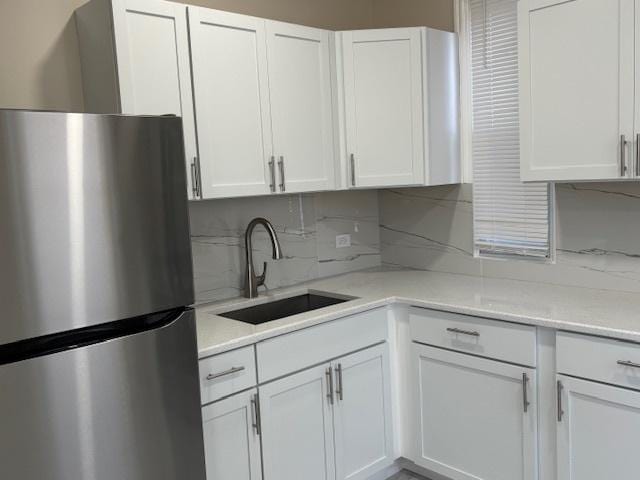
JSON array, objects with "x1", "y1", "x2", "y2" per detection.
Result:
[{"x1": 455, "y1": 0, "x2": 556, "y2": 263}]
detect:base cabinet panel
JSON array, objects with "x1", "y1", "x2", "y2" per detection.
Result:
[
  {"x1": 202, "y1": 389, "x2": 262, "y2": 480},
  {"x1": 557, "y1": 375, "x2": 640, "y2": 480},
  {"x1": 414, "y1": 343, "x2": 537, "y2": 480},
  {"x1": 260, "y1": 364, "x2": 335, "y2": 480},
  {"x1": 334, "y1": 344, "x2": 394, "y2": 480}
]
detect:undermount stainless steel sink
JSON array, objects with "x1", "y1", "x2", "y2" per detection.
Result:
[{"x1": 219, "y1": 293, "x2": 355, "y2": 325}]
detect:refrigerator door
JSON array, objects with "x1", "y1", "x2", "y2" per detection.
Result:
[
  {"x1": 0, "y1": 109, "x2": 194, "y2": 345},
  {"x1": 0, "y1": 309, "x2": 205, "y2": 480}
]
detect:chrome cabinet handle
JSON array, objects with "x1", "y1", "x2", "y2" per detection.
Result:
[
  {"x1": 268, "y1": 156, "x2": 276, "y2": 193},
  {"x1": 205, "y1": 365, "x2": 245, "y2": 381},
  {"x1": 336, "y1": 364, "x2": 343, "y2": 401},
  {"x1": 446, "y1": 327, "x2": 480, "y2": 337},
  {"x1": 522, "y1": 373, "x2": 530, "y2": 413},
  {"x1": 250, "y1": 393, "x2": 261, "y2": 436},
  {"x1": 190, "y1": 157, "x2": 200, "y2": 198},
  {"x1": 557, "y1": 380, "x2": 564, "y2": 422},
  {"x1": 636, "y1": 134, "x2": 640, "y2": 177},
  {"x1": 278, "y1": 156, "x2": 285, "y2": 192},
  {"x1": 326, "y1": 366, "x2": 334, "y2": 405},
  {"x1": 350, "y1": 153, "x2": 356, "y2": 187},
  {"x1": 618, "y1": 360, "x2": 640, "y2": 369},
  {"x1": 621, "y1": 135, "x2": 628, "y2": 177}
]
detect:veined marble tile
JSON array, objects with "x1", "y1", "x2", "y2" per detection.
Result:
[
  {"x1": 315, "y1": 190, "x2": 381, "y2": 277},
  {"x1": 379, "y1": 181, "x2": 640, "y2": 294},
  {"x1": 189, "y1": 194, "x2": 318, "y2": 304},
  {"x1": 189, "y1": 190, "x2": 383, "y2": 304},
  {"x1": 379, "y1": 185, "x2": 480, "y2": 275}
]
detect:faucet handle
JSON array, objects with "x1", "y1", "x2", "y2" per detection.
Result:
[{"x1": 256, "y1": 262, "x2": 268, "y2": 286}]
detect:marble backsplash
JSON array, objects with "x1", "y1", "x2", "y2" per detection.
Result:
[
  {"x1": 379, "y1": 183, "x2": 640, "y2": 293},
  {"x1": 189, "y1": 190, "x2": 381, "y2": 304}
]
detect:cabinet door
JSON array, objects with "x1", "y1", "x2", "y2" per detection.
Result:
[
  {"x1": 111, "y1": 0, "x2": 199, "y2": 199},
  {"x1": 202, "y1": 389, "x2": 262, "y2": 480},
  {"x1": 519, "y1": 0, "x2": 635, "y2": 181},
  {"x1": 557, "y1": 375, "x2": 640, "y2": 480},
  {"x1": 260, "y1": 364, "x2": 335, "y2": 480},
  {"x1": 266, "y1": 21, "x2": 335, "y2": 193},
  {"x1": 333, "y1": 344, "x2": 394, "y2": 480},
  {"x1": 342, "y1": 28, "x2": 425, "y2": 188},
  {"x1": 414, "y1": 343, "x2": 537, "y2": 480},
  {"x1": 189, "y1": 8, "x2": 273, "y2": 198}
]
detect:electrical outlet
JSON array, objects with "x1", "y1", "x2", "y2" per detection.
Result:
[{"x1": 335, "y1": 234, "x2": 351, "y2": 248}]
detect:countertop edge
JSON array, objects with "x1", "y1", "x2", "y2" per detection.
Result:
[{"x1": 197, "y1": 293, "x2": 640, "y2": 358}]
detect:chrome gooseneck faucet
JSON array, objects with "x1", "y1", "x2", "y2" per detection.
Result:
[{"x1": 244, "y1": 218, "x2": 283, "y2": 298}]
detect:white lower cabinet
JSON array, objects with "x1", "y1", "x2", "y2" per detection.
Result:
[
  {"x1": 260, "y1": 364, "x2": 336, "y2": 480},
  {"x1": 334, "y1": 344, "x2": 394, "y2": 480},
  {"x1": 413, "y1": 343, "x2": 538, "y2": 480},
  {"x1": 202, "y1": 388, "x2": 262, "y2": 480},
  {"x1": 557, "y1": 375, "x2": 640, "y2": 480},
  {"x1": 259, "y1": 343, "x2": 393, "y2": 480}
]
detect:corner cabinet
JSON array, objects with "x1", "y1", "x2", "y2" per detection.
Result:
[
  {"x1": 413, "y1": 344, "x2": 538, "y2": 480},
  {"x1": 75, "y1": 0, "x2": 200, "y2": 199},
  {"x1": 337, "y1": 27, "x2": 460, "y2": 189},
  {"x1": 518, "y1": 0, "x2": 637, "y2": 182}
]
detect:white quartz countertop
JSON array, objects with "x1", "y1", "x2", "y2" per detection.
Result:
[{"x1": 196, "y1": 269, "x2": 640, "y2": 358}]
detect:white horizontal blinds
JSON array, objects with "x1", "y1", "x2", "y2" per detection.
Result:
[{"x1": 470, "y1": 0, "x2": 550, "y2": 258}]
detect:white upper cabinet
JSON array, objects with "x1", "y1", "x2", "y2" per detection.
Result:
[
  {"x1": 266, "y1": 21, "x2": 336, "y2": 193},
  {"x1": 341, "y1": 28, "x2": 425, "y2": 188},
  {"x1": 77, "y1": 1, "x2": 461, "y2": 198},
  {"x1": 189, "y1": 8, "x2": 274, "y2": 199},
  {"x1": 519, "y1": 0, "x2": 635, "y2": 181},
  {"x1": 337, "y1": 27, "x2": 460, "y2": 188},
  {"x1": 557, "y1": 375, "x2": 640, "y2": 480},
  {"x1": 76, "y1": 0, "x2": 200, "y2": 198}
]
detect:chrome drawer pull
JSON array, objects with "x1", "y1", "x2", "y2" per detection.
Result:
[
  {"x1": 557, "y1": 380, "x2": 564, "y2": 422},
  {"x1": 206, "y1": 366, "x2": 245, "y2": 381},
  {"x1": 336, "y1": 363, "x2": 343, "y2": 401},
  {"x1": 446, "y1": 327, "x2": 480, "y2": 337},
  {"x1": 268, "y1": 156, "x2": 276, "y2": 193},
  {"x1": 522, "y1": 373, "x2": 530, "y2": 413},
  {"x1": 621, "y1": 135, "x2": 628, "y2": 177},
  {"x1": 278, "y1": 156, "x2": 285, "y2": 192},
  {"x1": 617, "y1": 360, "x2": 640, "y2": 369},
  {"x1": 326, "y1": 366, "x2": 334, "y2": 405},
  {"x1": 250, "y1": 393, "x2": 261, "y2": 436}
]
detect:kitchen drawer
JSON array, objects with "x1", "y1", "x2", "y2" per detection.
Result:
[
  {"x1": 257, "y1": 307, "x2": 388, "y2": 382},
  {"x1": 557, "y1": 331, "x2": 640, "y2": 390},
  {"x1": 409, "y1": 307, "x2": 537, "y2": 367},
  {"x1": 199, "y1": 346, "x2": 257, "y2": 405}
]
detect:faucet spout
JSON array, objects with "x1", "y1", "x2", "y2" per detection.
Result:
[{"x1": 244, "y1": 218, "x2": 283, "y2": 298}]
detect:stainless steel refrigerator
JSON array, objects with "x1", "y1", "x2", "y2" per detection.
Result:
[{"x1": 0, "y1": 110, "x2": 206, "y2": 479}]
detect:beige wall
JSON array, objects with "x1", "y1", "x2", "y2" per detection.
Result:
[
  {"x1": 176, "y1": 0, "x2": 373, "y2": 30},
  {"x1": 372, "y1": 0, "x2": 454, "y2": 31},
  {"x1": 0, "y1": 0, "x2": 453, "y2": 111},
  {"x1": 0, "y1": 0, "x2": 86, "y2": 111}
]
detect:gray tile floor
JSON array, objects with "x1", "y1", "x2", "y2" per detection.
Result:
[{"x1": 387, "y1": 470, "x2": 430, "y2": 480}]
